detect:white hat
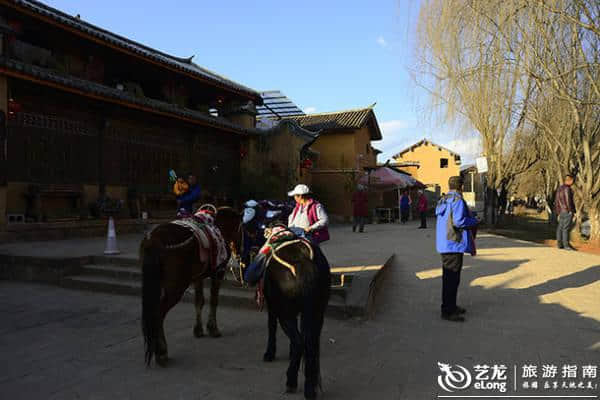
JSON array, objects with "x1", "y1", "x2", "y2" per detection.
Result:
[
  {"x1": 287, "y1": 184, "x2": 310, "y2": 197},
  {"x1": 244, "y1": 200, "x2": 258, "y2": 207}
]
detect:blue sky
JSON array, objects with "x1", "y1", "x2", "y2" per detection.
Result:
[{"x1": 45, "y1": 0, "x2": 479, "y2": 163}]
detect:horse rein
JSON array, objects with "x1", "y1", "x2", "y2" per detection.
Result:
[{"x1": 263, "y1": 227, "x2": 314, "y2": 277}]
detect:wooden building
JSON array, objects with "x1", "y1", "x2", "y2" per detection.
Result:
[
  {"x1": 284, "y1": 106, "x2": 382, "y2": 220},
  {"x1": 0, "y1": 0, "x2": 262, "y2": 227}
]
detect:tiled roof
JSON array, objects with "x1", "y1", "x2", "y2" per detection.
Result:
[
  {"x1": 393, "y1": 139, "x2": 461, "y2": 159},
  {"x1": 254, "y1": 120, "x2": 319, "y2": 144},
  {"x1": 0, "y1": 57, "x2": 257, "y2": 134},
  {"x1": 283, "y1": 106, "x2": 382, "y2": 140},
  {"x1": 8, "y1": 0, "x2": 261, "y2": 101}
]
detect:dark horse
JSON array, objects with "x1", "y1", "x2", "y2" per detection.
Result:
[
  {"x1": 140, "y1": 206, "x2": 240, "y2": 366},
  {"x1": 258, "y1": 235, "x2": 331, "y2": 399}
]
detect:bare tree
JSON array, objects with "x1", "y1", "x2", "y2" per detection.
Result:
[{"x1": 415, "y1": 0, "x2": 600, "y2": 243}]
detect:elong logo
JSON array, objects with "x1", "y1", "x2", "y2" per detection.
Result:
[{"x1": 437, "y1": 362, "x2": 472, "y2": 392}]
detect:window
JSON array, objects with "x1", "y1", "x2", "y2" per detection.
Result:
[{"x1": 440, "y1": 158, "x2": 448, "y2": 168}]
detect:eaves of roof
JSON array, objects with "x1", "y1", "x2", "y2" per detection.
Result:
[
  {"x1": 393, "y1": 139, "x2": 460, "y2": 159},
  {"x1": 0, "y1": 57, "x2": 256, "y2": 135},
  {"x1": 251, "y1": 119, "x2": 320, "y2": 145},
  {"x1": 4, "y1": 0, "x2": 262, "y2": 102},
  {"x1": 282, "y1": 106, "x2": 382, "y2": 140}
]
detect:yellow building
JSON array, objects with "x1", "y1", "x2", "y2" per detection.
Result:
[
  {"x1": 392, "y1": 139, "x2": 461, "y2": 194},
  {"x1": 284, "y1": 106, "x2": 382, "y2": 220}
]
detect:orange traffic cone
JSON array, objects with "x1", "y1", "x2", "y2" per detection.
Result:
[{"x1": 104, "y1": 216, "x2": 120, "y2": 255}]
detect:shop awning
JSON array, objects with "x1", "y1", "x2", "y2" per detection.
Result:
[{"x1": 358, "y1": 166, "x2": 425, "y2": 190}]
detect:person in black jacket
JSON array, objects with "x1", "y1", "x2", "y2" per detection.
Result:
[{"x1": 555, "y1": 174, "x2": 576, "y2": 250}]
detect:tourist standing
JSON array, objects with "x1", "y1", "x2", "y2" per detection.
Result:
[
  {"x1": 351, "y1": 185, "x2": 368, "y2": 233},
  {"x1": 417, "y1": 190, "x2": 428, "y2": 229},
  {"x1": 555, "y1": 174, "x2": 576, "y2": 251},
  {"x1": 435, "y1": 176, "x2": 478, "y2": 322},
  {"x1": 399, "y1": 190, "x2": 412, "y2": 224}
]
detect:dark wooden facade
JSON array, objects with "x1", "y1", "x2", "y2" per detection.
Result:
[
  {"x1": 0, "y1": 0, "x2": 258, "y2": 224},
  {"x1": 8, "y1": 80, "x2": 240, "y2": 191}
]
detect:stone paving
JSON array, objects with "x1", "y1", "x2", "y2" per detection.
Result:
[{"x1": 1, "y1": 220, "x2": 599, "y2": 399}]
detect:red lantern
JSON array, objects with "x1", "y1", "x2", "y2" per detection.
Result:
[{"x1": 240, "y1": 145, "x2": 247, "y2": 159}]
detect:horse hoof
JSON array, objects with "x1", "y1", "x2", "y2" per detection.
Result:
[
  {"x1": 263, "y1": 353, "x2": 275, "y2": 362},
  {"x1": 285, "y1": 385, "x2": 297, "y2": 394},
  {"x1": 156, "y1": 355, "x2": 168, "y2": 367},
  {"x1": 193, "y1": 326, "x2": 205, "y2": 338}
]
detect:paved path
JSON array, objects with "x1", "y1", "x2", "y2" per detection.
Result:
[{"x1": 1, "y1": 220, "x2": 599, "y2": 399}]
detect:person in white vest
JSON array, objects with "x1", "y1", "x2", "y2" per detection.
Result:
[{"x1": 287, "y1": 184, "x2": 330, "y2": 244}]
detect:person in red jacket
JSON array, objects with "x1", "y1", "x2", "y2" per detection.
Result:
[
  {"x1": 352, "y1": 184, "x2": 369, "y2": 232},
  {"x1": 417, "y1": 190, "x2": 428, "y2": 229}
]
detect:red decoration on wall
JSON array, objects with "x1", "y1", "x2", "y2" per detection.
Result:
[
  {"x1": 8, "y1": 98, "x2": 21, "y2": 118},
  {"x1": 300, "y1": 159, "x2": 313, "y2": 169}
]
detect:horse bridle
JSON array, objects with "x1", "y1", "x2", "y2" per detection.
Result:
[{"x1": 262, "y1": 225, "x2": 314, "y2": 277}]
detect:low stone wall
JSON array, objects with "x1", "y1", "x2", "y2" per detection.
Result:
[
  {"x1": 0, "y1": 218, "x2": 166, "y2": 243},
  {"x1": 0, "y1": 254, "x2": 90, "y2": 283}
]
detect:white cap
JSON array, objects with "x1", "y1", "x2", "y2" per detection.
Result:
[
  {"x1": 244, "y1": 200, "x2": 258, "y2": 207},
  {"x1": 287, "y1": 184, "x2": 310, "y2": 197}
]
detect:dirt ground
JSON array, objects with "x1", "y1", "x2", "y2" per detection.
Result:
[{"x1": 484, "y1": 209, "x2": 600, "y2": 256}]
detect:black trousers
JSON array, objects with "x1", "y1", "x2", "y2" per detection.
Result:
[
  {"x1": 441, "y1": 253, "x2": 463, "y2": 315},
  {"x1": 400, "y1": 208, "x2": 409, "y2": 223},
  {"x1": 353, "y1": 215, "x2": 365, "y2": 232},
  {"x1": 419, "y1": 211, "x2": 427, "y2": 228}
]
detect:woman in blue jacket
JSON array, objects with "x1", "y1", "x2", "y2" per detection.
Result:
[{"x1": 435, "y1": 176, "x2": 478, "y2": 322}]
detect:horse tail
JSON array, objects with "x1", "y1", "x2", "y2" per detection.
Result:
[{"x1": 141, "y1": 235, "x2": 163, "y2": 366}]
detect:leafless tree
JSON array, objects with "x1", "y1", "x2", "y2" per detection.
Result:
[{"x1": 415, "y1": 0, "x2": 600, "y2": 242}]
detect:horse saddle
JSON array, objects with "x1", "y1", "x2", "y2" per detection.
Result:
[{"x1": 170, "y1": 218, "x2": 228, "y2": 271}]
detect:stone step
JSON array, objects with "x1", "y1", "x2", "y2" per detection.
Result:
[
  {"x1": 91, "y1": 256, "x2": 139, "y2": 268},
  {"x1": 88, "y1": 256, "x2": 351, "y2": 279},
  {"x1": 81, "y1": 264, "x2": 141, "y2": 280},
  {"x1": 60, "y1": 275, "x2": 348, "y2": 318},
  {"x1": 81, "y1": 262, "x2": 351, "y2": 297},
  {"x1": 76, "y1": 264, "x2": 349, "y2": 297}
]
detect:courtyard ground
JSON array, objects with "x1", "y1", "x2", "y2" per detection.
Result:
[{"x1": 1, "y1": 220, "x2": 599, "y2": 399}]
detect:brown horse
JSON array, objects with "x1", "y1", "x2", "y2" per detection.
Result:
[{"x1": 140, "y1": 206, "x2": 241, "y2": 366}]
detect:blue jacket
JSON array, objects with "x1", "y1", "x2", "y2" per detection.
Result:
[
  {"x1": 178, "y1": 184, "x2": 201, "y2": 212},
  {"x1": 400, "y1": 195, "x2": 411, "y2": 210},
  {"x1": 435, "y1": 191, "x2": 478, "y2": 254}
]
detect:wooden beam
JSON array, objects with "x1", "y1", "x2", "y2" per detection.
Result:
[{"x1": 0, "y1": 67, "x2": 246, "y2": 135}]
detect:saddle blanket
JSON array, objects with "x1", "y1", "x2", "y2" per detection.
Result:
[{"x1": 170, "y1": 218, "x2": 228, "y2": 269}]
